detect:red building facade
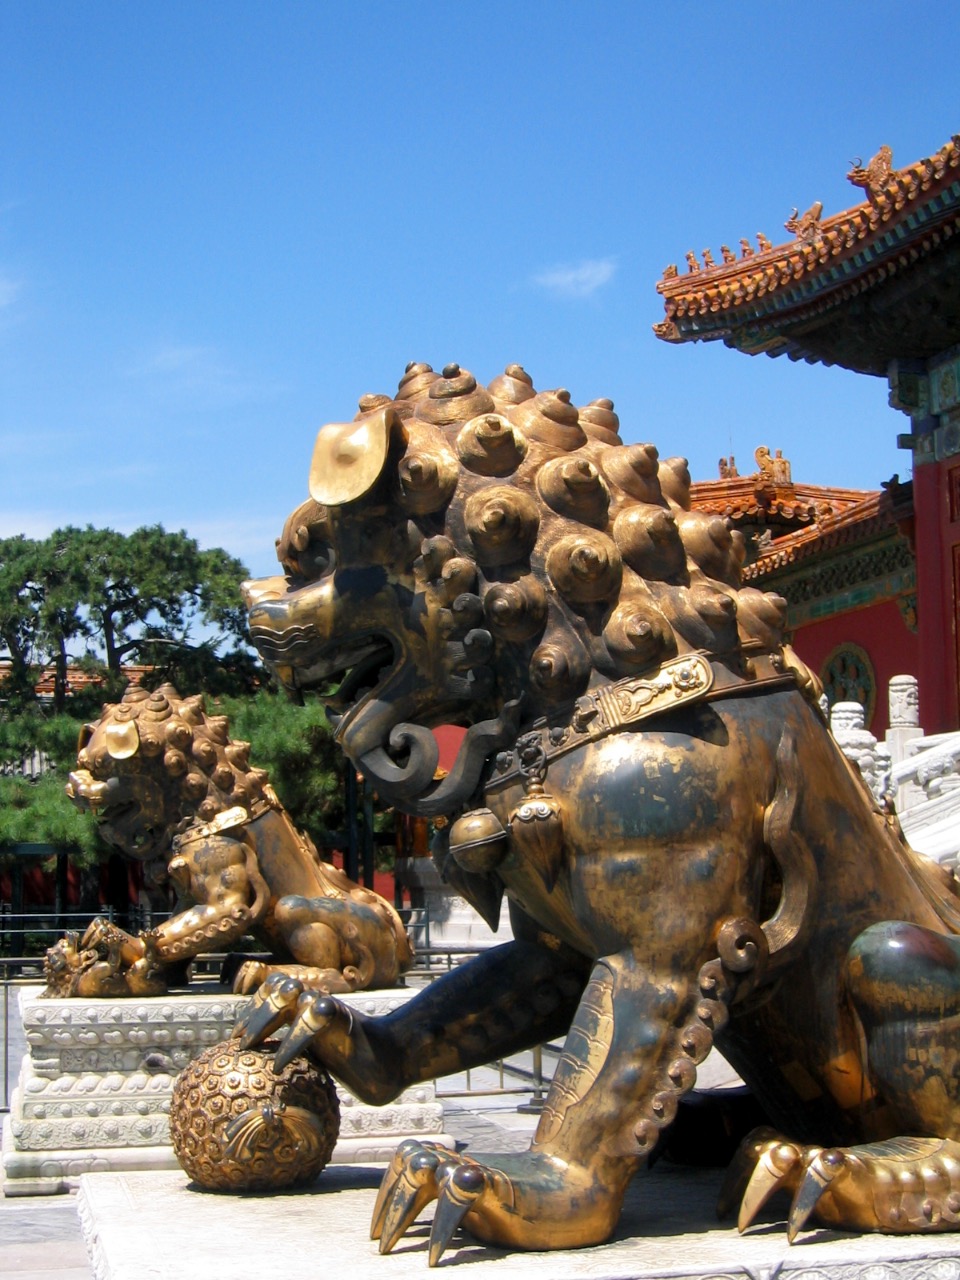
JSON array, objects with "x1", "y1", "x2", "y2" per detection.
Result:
[
  {"x1": 657, "y1": 134, "x2": 960, "y2": 732},
  {"x1": 691, "y1": 453, "x2": 917, "y2": 735}
]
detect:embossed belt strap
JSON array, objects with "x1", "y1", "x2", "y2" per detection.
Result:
[
  {"x1": 173, "y1": 791, "x2": 280, "y2": 851},
  {"x1": 591, "y1": 652, "x2": 715, "y2": 734},
  {"x1": 175, "y1": 804, "x2": 250, "y2": 847},
  {"x1": 486, "y1": 651, "x2": 798, "y2": 793}
]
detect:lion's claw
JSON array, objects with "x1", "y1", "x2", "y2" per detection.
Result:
[
  {"x1": 429, "y1": 1163, "x2": 489, "y2": 1266},
  {"x1": 786, "y1": 1148, "x2": 845, "y2": 1242},
  {"x1": 371, "y1": 1141, "x2": 438, "y2": 1241},
  {"x1": 232, "y1": 960, "x2": 269, "y2": 995},
  {"x1": 233, "y1": 973, "x2": 304, "y2": 1044},
  {"x1": 728, "y1": 1128, "x2": 960, "y2": 1238},
  {"x1": 271, "y1": 992, "x2": 344, "y2": 1072},
  {"x1": 378, "y1": 1146, "x2": 445, "y2": 1254},
  {"x1": 372, "y1": 1142, "x2": 495, "y2": 1265},
  {"x1": 716, "y1": 1125, "x2": 779, "y2": 1220},
  {"x1": 738, "y1": 1138, "x2": 810, "y2": 1232}
]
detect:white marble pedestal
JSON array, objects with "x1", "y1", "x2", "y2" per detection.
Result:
[
  {"x1": 76, "y1": 1165, "x2": 960, "y2": 1280},
  {"x1": 396, "y1": 857, "x2": 512, "y2": 948},
  {"x1": 2, "y1": 986, "x2": 450, "y2": 1196}
]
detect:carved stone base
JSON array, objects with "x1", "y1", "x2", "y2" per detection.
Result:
[
  {"x1": 76, "y1": 1165, "x2": 960, "y2": 1280},
  {"x1": 2, "y1": 986, "x2": 450, "y2": 1196},
  {"x1": 397, "y1": 856, "x2": 511, "y2": 947}
]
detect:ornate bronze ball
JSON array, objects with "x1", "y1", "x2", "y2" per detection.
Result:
[
  {"x1": 170, "y1": 1040, "x2": 340, "y2": 1192},
  {"x1": 449, "y1": 806, "x2": 509, "y2": 873}
]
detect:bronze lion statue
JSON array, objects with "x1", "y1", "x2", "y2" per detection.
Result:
[
  {"x1": 238, "y1": 361, "x2": 960, "y2": 1263},
  {"x1": 58, "y1": 685, "x2": 412, "y2": 997}
]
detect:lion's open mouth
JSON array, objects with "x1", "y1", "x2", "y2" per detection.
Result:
[
  {"x1": 280, "y1": 635, "x2": 398, "y2": 730},
  {"x1": 101, "y1": 802, "x2": 155, "y2": 850},
  {"x1": 324, "y1": 640, "x2": 395, "y2": 714}
]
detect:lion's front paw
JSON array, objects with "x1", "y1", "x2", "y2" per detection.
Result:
[
  {"x1": 232, "y1": 960, "x2": 270, "y2": 995},
  {"x1": 723, "y1": 1127, "x2": 960, "y2": 1239},
  {"x1": 233, "y1": 973, "x2": 305, "y2": 1044},
  {"x1": 372, "y1": 1141, "x2": 619, "y2": 1264}
]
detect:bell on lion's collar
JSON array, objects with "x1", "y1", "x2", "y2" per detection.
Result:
[
  {"x1": 448, "y1": 807, "x2": 509, "y2": 874},
  {"x1": 508, "y1": 789, "x2": 565, "y2": 893}
]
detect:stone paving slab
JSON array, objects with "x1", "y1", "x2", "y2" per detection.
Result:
[
  {"x1": 0, "y1": 1239, "x2": 92, "y2": 1280},
  {"x1": 0, "y1": 1198, "x2": 91, "y2": 1244},
  {"x1": 0, "y1": 1199, "x2": 93, "y2": 1280},
  {"x1": 75, "y1": 1162, "x2": 960, "y2": 1280}
]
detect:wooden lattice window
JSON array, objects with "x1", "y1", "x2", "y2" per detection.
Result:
[{"x1": 820, "y1": 643, "x2": 877, "y2": 727}]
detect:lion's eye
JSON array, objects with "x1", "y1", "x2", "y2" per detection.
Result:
[
  {"x1": 300, "y1": 544, "x2": 335, "y2": 581},
  {"x1": 90, "y1": 752, "x2": 113, "y2": 781}
]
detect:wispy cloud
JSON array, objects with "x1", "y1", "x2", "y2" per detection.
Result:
[
  {"x1": 125, "y1": 342, "x2": 285, "y2": 408},
  {"x1": 0, "y1": 275, "x2": 21, "y2": 308},
  {"x1": 128, "y1": 342, "x2": 234, "y2": 384},
  {"x1": 531, "y1": 257, "x2": 617, "y2": 299}
]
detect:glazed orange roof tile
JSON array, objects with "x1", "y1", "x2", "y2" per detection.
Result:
[
  {"x1": 691, "y1": 476, "x2": 874, "y2": 529},
  {"x1": 690, "y1": 445, "x2": 875, "y2": 531},
  {"x1": 655, "y1": 134, "x2": 960, "y2": 374},
  {"x1": 742, "y1": 479, "x2": 913, "y2": 583},
  {"x1": 0, "y1": 662, "x2": 150, "y2": 699}
]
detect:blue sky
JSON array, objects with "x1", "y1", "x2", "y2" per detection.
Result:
[{"x1": 2, "y1": 1, "x2": 957, "y2": 579}]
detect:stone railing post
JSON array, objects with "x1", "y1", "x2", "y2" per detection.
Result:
[{"x1": 830, "y1": 701, "x2": 891, "y2": 802}]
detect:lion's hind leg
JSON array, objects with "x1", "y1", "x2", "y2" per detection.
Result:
[
  {"x1": 233, "y1": 896, "x2": 382, "y2": 994},
  {"x1": 731, "y1": 920, "x2": 960, "y2": 1241},
  {"x1": 232, "y1": 960, "x2": 363, "y2": 995},
  {"x1": 729, "y1": 1129, "x2": 960, "y2": 1238},
  {"x1": 847, "y1": 920, "x2": 960, "y2": 1139}
]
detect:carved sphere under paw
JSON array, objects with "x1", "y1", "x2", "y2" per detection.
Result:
[{"x1": 170, "y1": 1040, "x2": 340, "y2": 1191}]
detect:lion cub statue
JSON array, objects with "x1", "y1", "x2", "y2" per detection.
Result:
[{"x1": 49, "y1": 684, "x2": 412, "y2": 997}]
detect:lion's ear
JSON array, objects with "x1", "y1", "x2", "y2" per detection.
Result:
[
  {"x1": 308, "y1": 405, "x2": 404, "y2": 506},
  {"x1": 104, "y1": 720, "x2": 140, "y2": 760}
]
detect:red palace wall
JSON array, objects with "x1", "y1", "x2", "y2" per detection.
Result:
[
  {"x1": 433, "y1": 724, "x2": 466, "y2": 773},
  {"x1": 914, "y1": 456, "x2": 960, "y2": 734},
  {"x1": 790, "y1": 598, "x2": 919, "y2": 738}
]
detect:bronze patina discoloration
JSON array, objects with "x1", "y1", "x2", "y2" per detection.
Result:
[{"x1": 239, "y1": 362, "x2": 960, "y2": 1261}]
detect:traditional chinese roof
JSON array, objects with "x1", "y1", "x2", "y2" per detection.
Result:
[
  {"x1": 742, "y1": 477, "x2": 913, "y2": 582},
  {"x1": 0, "y1": 661, "x2": 149, "y2": 701},
  {"x1": 693, "y1": 476, "x2": 872, "y2": 526},
  {"x1": 690, "y1": 446, "x2": 876, "y2": 557},
  {"x1": 655, "y1": 135, "x2": 960, "y2": 375},
  {"x1": 715, "y1": 475, "x2": 916, "y2": 639}
]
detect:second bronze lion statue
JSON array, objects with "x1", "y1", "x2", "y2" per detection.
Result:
[
  {"x1": 238, "y1": 361, "x2": 960, "y2": 1264},
  {"x1": 58, "y1": 686, "x2": 412, "y2": 997}
]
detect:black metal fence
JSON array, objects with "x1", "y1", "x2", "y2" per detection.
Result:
[
  {"x1": 0, "y1": 907, "x2": 128, "y2": 959},
  {"x1": 0, "y1": 905, "x2": 434, "y2": 960},
  {"x1": 0, "y1": 947, "x2": 555, "y2": 1116}
]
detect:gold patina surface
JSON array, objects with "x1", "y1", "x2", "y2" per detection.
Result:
[
  {"x1": 231, "y1": 361, "x2": 960, "y2": 1260},
  {"x1": 54, "y1": 685, "x2": 412, "y2": 998}
]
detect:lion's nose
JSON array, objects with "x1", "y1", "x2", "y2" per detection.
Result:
[
  {"x1": 66, "y1": 771, "x2": 110, "y2": 809},
  {"x1": 241, "y1": 575, "x2": 287, "y2": 609}
]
